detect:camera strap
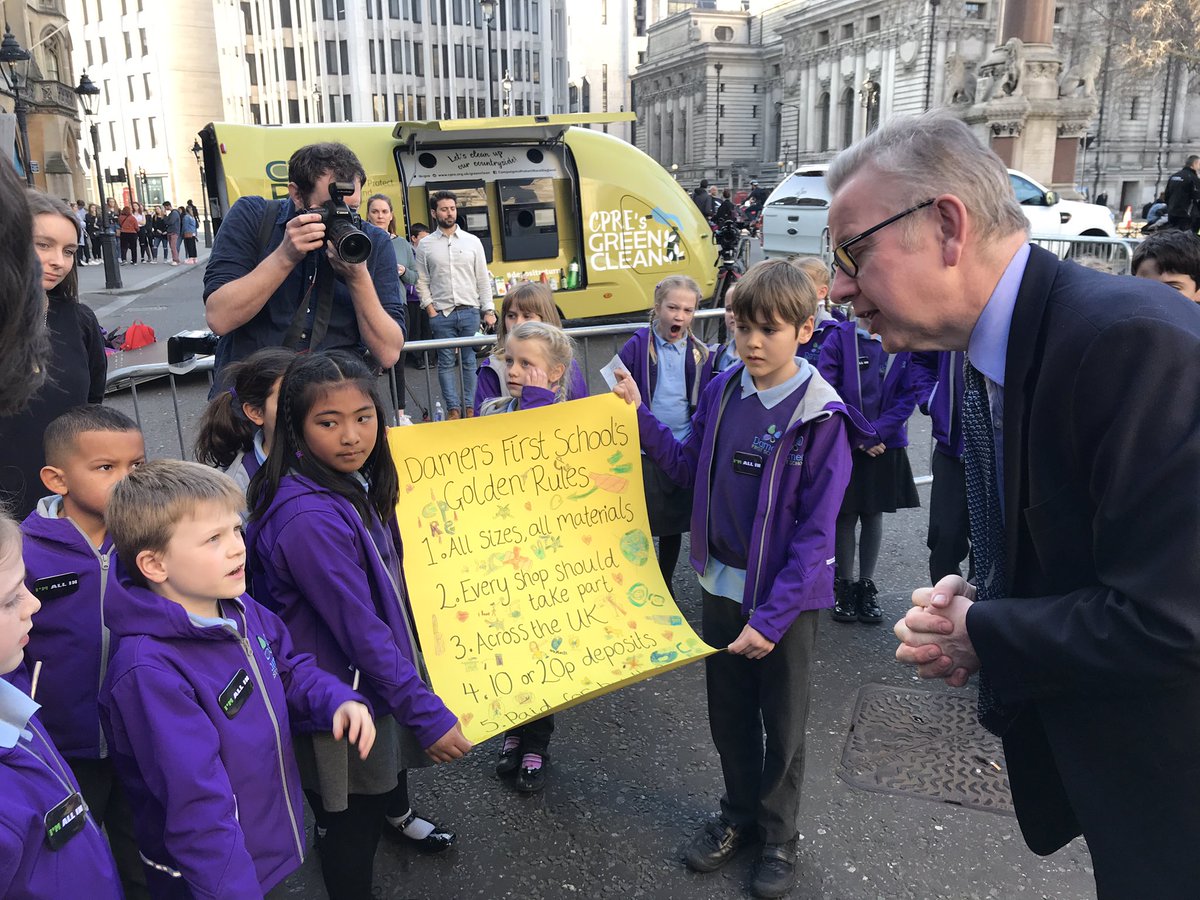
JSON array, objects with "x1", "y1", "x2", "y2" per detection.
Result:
[{"x1": 281, "y1": 255, "x2": 335, "y2": 352}]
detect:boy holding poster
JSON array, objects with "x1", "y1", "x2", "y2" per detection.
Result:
[{"x1": 614, "y1": 259, "x2": 870, "y2": 899}]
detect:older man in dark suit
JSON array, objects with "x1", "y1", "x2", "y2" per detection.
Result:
[{"x1": 826, "y1": 113, "x2": 1200, "y2": 898}]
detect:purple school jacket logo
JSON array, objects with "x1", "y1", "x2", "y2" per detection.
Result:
[
  {"x1": 751, "y1": 424, "x2": 782, "y2": 456},
  {"x1": 257, "y1": 635, "x2": 280, "y2": 679}
]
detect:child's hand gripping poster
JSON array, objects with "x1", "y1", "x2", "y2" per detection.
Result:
[{"x1": 390, "y1": 394, "x2": 717, "y2": 744}]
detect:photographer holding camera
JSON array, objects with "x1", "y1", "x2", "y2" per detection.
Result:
[{"x1": 203, "y1": 143, "x2": 406, "y2": 385}]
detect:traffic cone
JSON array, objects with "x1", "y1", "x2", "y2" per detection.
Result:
[{"x1": 1121, "y1": 205, "x2": 1133, "y2": 232}]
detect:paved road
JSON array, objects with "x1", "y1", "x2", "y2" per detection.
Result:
[{"x1": 81, "y1": 263, "x2": 1095, "y2": 900}]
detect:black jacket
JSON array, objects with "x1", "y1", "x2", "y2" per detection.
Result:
[
  {"x1": 1164, "y1": 165, "x2": 1200, "y2": 217},
  {"x1": 966, "y1": 245, "x2": 1200, "y2": 896}
]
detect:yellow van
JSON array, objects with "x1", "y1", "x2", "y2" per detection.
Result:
[{"x1": 198, "y1": 113, "x2": 716, "y2": 320}]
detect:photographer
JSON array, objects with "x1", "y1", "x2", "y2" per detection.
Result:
[{"x1": 203, "y1": 142, "x2": 405, "y2": 385}]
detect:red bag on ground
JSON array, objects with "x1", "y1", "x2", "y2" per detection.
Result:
[{"x1": 121, "y1": 321, "x2": 156, "y2": 351}]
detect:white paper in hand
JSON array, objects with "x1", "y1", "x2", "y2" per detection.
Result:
[{"x1": 600, "y1": 354, "x2": 631, "y2": 390}]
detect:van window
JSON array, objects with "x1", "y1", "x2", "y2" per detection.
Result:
[{"x1": 766, "y1": 173, "x2": 831, "y2": 208}]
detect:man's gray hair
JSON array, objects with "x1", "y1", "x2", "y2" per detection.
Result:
[{"x1": 827, "y1": 112, "x2": 1029, "y2": 243}]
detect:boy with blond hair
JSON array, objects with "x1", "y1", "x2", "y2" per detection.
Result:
[{"x1": 100, "y1": 460, "x2": 376, "y2": 897}]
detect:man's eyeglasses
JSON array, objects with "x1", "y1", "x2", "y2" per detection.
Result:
[{"x1": 832, "y1": 198, "x2": 936, "y2": 278}]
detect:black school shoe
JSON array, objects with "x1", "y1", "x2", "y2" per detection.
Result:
[
  {"x1": 855, "y1": 578, "x2": 883, "y2": 624},
  {"x1": 751, "y1": 838, "x2": 798, "y2": 898},
  {"x1": 496, "y1": 737, "x2": 523, "y2": 777},
  {"x1": 831, "y1": 577, "x2": 857, "y2": 623},
  {"x1": 515, "y1": 753, "x2": 548, "y2": 793},
  {"x1": 682, "y1": 816, "x2": 748, "y2": 873},
  {"x1": 388, "y1": 811, "x2": 457, "y2": 853}
]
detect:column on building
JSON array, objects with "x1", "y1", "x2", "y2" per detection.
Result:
[
  {"x1": 674, "y1": 92, "x2": 687, "y2": 168},
  {"x1": 805, "y1": 60, "x2": 818, "y2": 153},
  {"x1": 853, "y1": 54, "x2": 866, "y2": 143}
]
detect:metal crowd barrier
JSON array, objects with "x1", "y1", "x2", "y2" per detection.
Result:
[
  {"x1": 1028, "y1": 232, "x2": 1136, "y2": 274},
  {"x1": 106, "y1": 309, "x2": 946, "y2": 489}
]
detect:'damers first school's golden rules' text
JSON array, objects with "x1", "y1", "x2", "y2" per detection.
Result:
[{"x1": 389, "y1": 394, "x2": 717, "y2": 744}]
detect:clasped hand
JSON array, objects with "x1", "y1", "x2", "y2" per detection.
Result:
[{"x1": 893, "y1": 574, "x2": 980, "y2": 688}]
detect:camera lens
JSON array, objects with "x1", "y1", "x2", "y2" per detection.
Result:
[{"x1": 327, "y1": 219, "x2": 372, "y2": 264}]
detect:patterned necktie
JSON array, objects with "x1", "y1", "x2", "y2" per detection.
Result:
[{"x1": 961, "y1": 360, "x2": 1017, "y2": 735}]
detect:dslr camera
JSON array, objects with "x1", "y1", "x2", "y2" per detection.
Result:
[{"x1": 305, "y1": 181, "x2": 372, "y2": 264}]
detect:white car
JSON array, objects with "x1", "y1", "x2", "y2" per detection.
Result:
[
  {"x1": 1007, "y1": 169, "x2": 1116, "y2": 238},
  {"x1": 761, "y1": 164, "x2": 1115, "y2": 261}
]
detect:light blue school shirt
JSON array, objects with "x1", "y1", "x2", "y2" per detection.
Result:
[
  {"x1": 0, "y1": 675, "x2": 39, "y2": 748},
  {"x1": 650, "y1": 330, "x2": 692, "y2": 442}
]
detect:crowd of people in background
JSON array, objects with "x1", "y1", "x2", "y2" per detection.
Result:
[{"x1": 68, "y1": 196, "x2": 200, "y2": 267}]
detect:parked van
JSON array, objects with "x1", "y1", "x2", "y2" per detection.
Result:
[
  {"x1": 760, "y1": 164, "x2": 1115, "y2": 261},
  {"x1": 760, "y1": 165, "x2": 831, "y2": 261},
  {"x1": 198, "y1": 113, "x2": 716, "y2": 320}
]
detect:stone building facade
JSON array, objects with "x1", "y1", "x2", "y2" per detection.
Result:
[
  {"x1": 2, "y1": 0, "x2": 87, "y2": 198},
  {"x1": 633, "y1": 0, "x2": 1191, "y2": 210}
]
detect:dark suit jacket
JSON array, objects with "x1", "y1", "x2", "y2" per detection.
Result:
[{"x1": 965, "y1": 245, "x2": 1200, "y2": 897}]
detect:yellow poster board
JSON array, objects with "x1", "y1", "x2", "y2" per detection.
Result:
[{"x1": 389, "y1": 393, "x2": 718, "y2": 744}]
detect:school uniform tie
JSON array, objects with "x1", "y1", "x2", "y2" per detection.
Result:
[{"x1": 961, "y1": 360, "x2": 1017, "y2": 736}]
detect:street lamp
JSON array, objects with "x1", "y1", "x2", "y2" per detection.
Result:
[
  {"x1": 502, "y1": 70, "x2": 513, "y2": 116},
  {"x1": 75, "y1": 71, "x2": 122, "y2": 289},
  {"x1": 859, "y1": 79, "x2": 881, "y2": 134},
  {"x1": 776, "y1": 101, "x2": 802, "y2": 168},
  {"x1": 713, "y1": 62, "x2": 724, "y2": 182},
  {"x1": 481, "y1": 0, "x2": 496, "y2": 116},
  {"x1": 923, "y1": 0, "x2": 941, "y2": 111},
  {"x1": 0, "y1": 23, "x2": 34, "y2": 187},
  {"x1": 191, "y1": 138, "x2": 212, "y2": 248},
  {"x1": 671, "y1": 162, "x2": 679, "y2": 181}
]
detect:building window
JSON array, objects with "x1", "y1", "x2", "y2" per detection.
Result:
[
  {"x1": 839, "y1": 87, "x2": 854, "y2": 148},
  {"x1": 817, "y1": 92, "x2": 830, "y2": 150},
  {"x1": 389, "y1": 0, "x2": 400, "y2": 15},
  {"x1": 289, "y1": 98, "x2": 300, "y2": 121},
  {"x1": 369, "y1": 40, "x2": 378, "y2": 74},
  {"x1": 714, "y1": 25, "x2": 733, "y2": 41},
  {"x1": 817, "y1": 29, "x2": 829, "y2": 46},
  {"x1": 751, "y1": 133, "x2": 757, "y2": 146},
  {"x1": 392, "y1": 39, "x2": 403, "y2": 73},
  {"x1": 751, "y1": 104, "x2": 757, "y2": 118},
  {"x1": 456, "y1": 96, "x2": 467, "y2": 117},
  {"x1": 340, "y1": 40, "x2": 349, "y2": 74},
  {"x1": 325, "y1": 40, "x2": 338, "y2": 73},
  {"x1": 132, "y1": 119, "x2": 141, "y2": 151},
  {"x1": 455, "y1": 44, "x2": 465, "y2": 77},
  {"x1": 1129, "y1": 97, "x2": 1140, "y2": 119},
  {"x1": 866, "y1": 15, "x2": 880, "y2": 32},
  {"x1": 840, "y1": 22, "x2": 854, "y2": 40},
  {"x1": 343, "y1": 94, "x2": 352, "y2": 120},
  {"x1": 414, "y1": 41, "x2": 424, "y2": 76},
  {"x1": 284, "y1": 46, "x2": 297, "y2": 80},
  {"x1": 476, "y1": 46, "x2": 484, "y2": 80},
  {"x1": 127, "y1": 75, "x2": 136, "y2": 101},
  {"x1": 373, "y1": 93, "x2": 386, "y2": 121},
  {"x1": 532, "y1": 51, "x2": 540, "y2": 84},
  {"x1": 86, "y1": 40, "x2": 93, "y2": 68},
  {"x1": 148, "y1": 117, "x2": 156, "y2": 148},
  {"x1": 453, "y1": 0, "x2": 463, "y2": 24},
  {"x1": 964, "y1": 2, "x2": 985, "y2": 19},
  {"x1": 1053, "y1": 5, "x2": 1063, "y2": 24},
  {"x1": 435, "y1": 96, "x2": 443, "y2": 118},
  {"x1": 718, "y1": 133, "x2": 724, "y2": 147},
  {"x1": 139, "y1": 28, "x2": 149, "y2": 55},
  {"x1": 143, "y1": 73, "x2": 152, "y2": 98},
  {"x1": 108, "y1": 122, "x2": 116, "y2": 153},
  {"x1": 432, "y1": 43, "x2": 440, "y2": 77},
  {"x1": 248, "y1": 56, "x2": 259, "y2": 84},
  {"x1": 532, "y1": 0, "x2": 539, "y2": 32},
  {"x1": 124, "y1": 32, "x2": 132, "y2": 58}
]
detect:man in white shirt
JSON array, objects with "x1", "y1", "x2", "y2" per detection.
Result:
[{"x1": 415, "y1": 191, "x2": 496, "y2": 418}]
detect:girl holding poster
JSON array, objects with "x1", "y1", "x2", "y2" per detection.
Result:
[
  {"x1": 481, "y1": 320, "x2": 576, "y2": 790},
  {"x1": 474, "y1": 282, "x2": 589, "y2": 416},
  {"x1": 246, "y1": 351, "x2": 469, "y2": 900}
]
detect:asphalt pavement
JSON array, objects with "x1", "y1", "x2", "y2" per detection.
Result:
[{"x1": 80, "y1": 261, "x2": 1097, "y2": 900}]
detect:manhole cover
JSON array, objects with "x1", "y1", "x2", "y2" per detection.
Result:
[{"x1": 837, "y1": 683, "x2": 1014, "y2": 815}]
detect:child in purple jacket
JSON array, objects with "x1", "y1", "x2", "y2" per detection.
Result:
[
  {"x1": 100, "y1": 460, "x2": 375, "y2": 898},
  {"x1": 194, "y1": 347, "x2": 294, "y2": 494},
  {"x1": 1, "y1": 510, "x2": 123, "y2": 900},
  {"x1": 617, "y1": 275, "x2": 714, "y2": 595},
  {"x1": 247, "y1": 351, "x2": 469, "y2": 900},
  {"x1": 614, "y1": 260, "x2": 870, "y2": 899},
  {"x1": 482, "y1": 320, "x2": 576, "y2": 790},
  {"x1": 21, "y1": 404, "x2": 147, "y2": 897},
  {"x1": 817, "y1": 318, "x2": 921, "y2": 625},
  {"x1": 474, "y1": 282, "x2": 589, "y2": 415}
]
